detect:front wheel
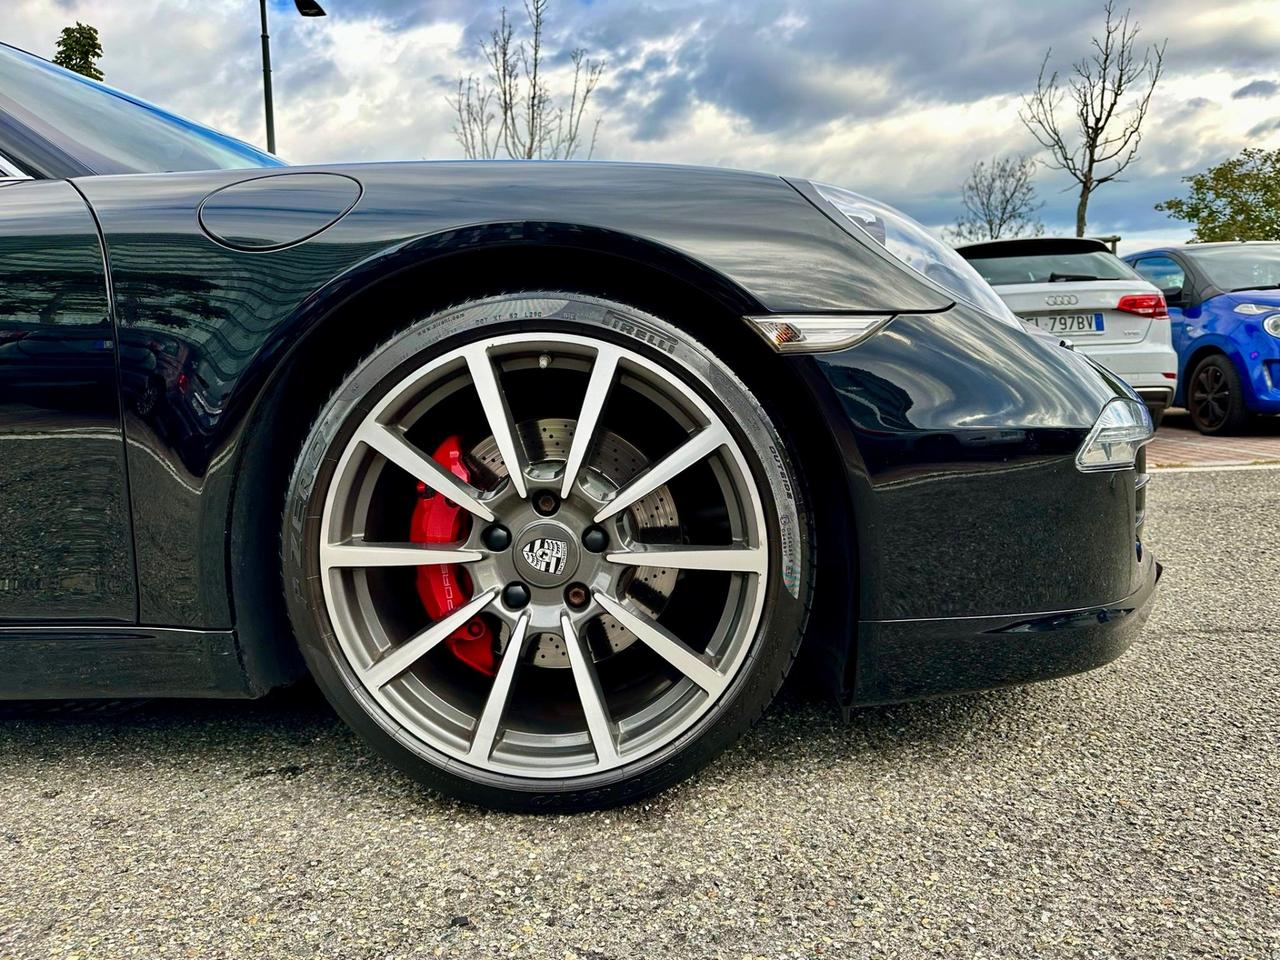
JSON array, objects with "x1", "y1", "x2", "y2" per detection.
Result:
[
  {"x1": 282, "y1": 294, "x2": 812, "y2": 810},
  {"x1": 1187, "y1": 354, "x2": 1248, "y2": 435}
]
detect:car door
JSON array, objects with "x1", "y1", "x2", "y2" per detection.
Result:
[
  {"x1": 1130, "y1": 255, "x2": 1191, "y2": 353},
  {"x1": 0, "y1": 171, "x2": 137, "y2": 621}
]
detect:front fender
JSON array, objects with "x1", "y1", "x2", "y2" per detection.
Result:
[
  {"x1": 73, "y1": 160, "x2": 950, "y2": 627},
  {"x1": 1178, "y1": 325, "x2": 1256, "y2": 406},
  {"x1": 246, "y1": 219, "x2": 766, "y2": 396}
]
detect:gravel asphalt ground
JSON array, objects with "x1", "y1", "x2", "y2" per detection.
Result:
[{"x1": 1, "y1": 467, "x2": 1276, "y2": 959}]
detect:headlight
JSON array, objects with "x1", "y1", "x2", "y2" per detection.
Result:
[
  {"x1": 1076, "y1": 398, "x2": 1153, "y2": 473},
  {"x1": 1264, "y1": 314, "x2": 1280, "y2": 338},
  {"x1": 803, "y1": 181, "x2": 1021, "y2": 327},
  {"x1": 1233, "y1": 302, "x2": 1278, "y2": 315}
]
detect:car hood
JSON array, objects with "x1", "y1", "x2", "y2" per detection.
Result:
[{"x1": 1223, "y1": 290, "x2": 1280, "y2": 306}]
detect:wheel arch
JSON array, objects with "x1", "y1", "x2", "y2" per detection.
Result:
[
  {"x1": 227, "y1": 228, "x2": 861, "y2": 700},
  {"x1": 1178, "y1": 339, "x2": 1239, "y2": 407}
]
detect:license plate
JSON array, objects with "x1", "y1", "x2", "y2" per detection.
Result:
[{"x1": 1026, "y1": 313, "x2": 1105, "y2": 334}]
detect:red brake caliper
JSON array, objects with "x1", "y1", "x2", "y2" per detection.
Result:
[{"x1": 409, "y1": 436, "x2": 497, "y2": 675}]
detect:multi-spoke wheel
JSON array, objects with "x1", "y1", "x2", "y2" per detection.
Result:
[
  {"x1": 1187, "y1": 354, "x2": 1247, "y2": 435},
  {"x1": 283, "y1": 294, "x2": 811, "y2": 809}
]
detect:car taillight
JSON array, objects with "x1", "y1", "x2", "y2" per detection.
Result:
[{"x1": 1116, "y1": 294, "x2": 1169, "y2": 319}]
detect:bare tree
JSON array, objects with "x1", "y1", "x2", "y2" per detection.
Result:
[
  {"x1": 952, "y1": 155, "x2": 1045, "y2": 242},
  {"x1": 1020, "y1": 1, "x2": 1165, "y2": 237},
  {"x1": 450, "y1": 0, "x2": 605, "y2": 160}
]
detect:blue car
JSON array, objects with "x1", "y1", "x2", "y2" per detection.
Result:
[{"x1": 1125, "y1": 243, "x2": 1280, "y2": 434}]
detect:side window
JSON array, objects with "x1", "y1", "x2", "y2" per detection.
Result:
[{"x1": 1132, "y1": 256, "x2": 1186, "y2": 295}]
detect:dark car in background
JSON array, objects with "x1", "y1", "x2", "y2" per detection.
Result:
[
  {"x1": 1125, "y1": 243, "x2": 1280, "y2": 434},
  {"x1": 0, "y1": 43, "x2": 1160, "y2": 810}
]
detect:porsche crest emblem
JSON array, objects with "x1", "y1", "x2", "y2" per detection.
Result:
[{"x1": 521, "y1": 538, "x2": 568, "y2": 575}]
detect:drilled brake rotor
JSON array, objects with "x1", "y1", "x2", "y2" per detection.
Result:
[{"x1": 469, "y1": 418, "x2": 679, "y2": 668}]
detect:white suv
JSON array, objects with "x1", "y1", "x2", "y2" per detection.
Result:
[{"x1": 958, "y1": 238, "x2": 1178, "y2": 425}]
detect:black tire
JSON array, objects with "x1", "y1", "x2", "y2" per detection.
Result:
[
  {"x1": 1187, "y1": 354, "x2": 1248, "y2": 435},
  {"x1": 281, "y1": 293, "x2": 813, "y2": 811}
]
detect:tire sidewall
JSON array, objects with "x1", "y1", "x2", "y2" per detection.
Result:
[{"x1": 282, "y1": 293, "x2": 810, "y2": 810}]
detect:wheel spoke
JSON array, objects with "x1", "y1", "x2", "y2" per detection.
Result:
[
  {"x1": 365, "y1": 589, "x2": 497, "y2": 688},
  {"x1": 356, "y1": 421, "x2": 494, "y2": 522},
  {"x1": 561, "y1": 613, "x2": 619, "y2": 765},
  {"x1": 465, "y1": 344, "x2": 528, "y2": 499},
  {"x1": 322, "y1": 540, "x2": 482, "y2": 569},
  {"x1": 467, "y1": 612, "x2": 531, "y2": 763},
  {"x1": 560, "y1": 345, "x2": 620, "y2": 498},
  {"x1": 594, "y1": 423, "x2": 729, "y2": 523},
  {"x1": 605, "y1": 543, "x2": 766, "y2": 574},
  {"x1": 593, "y1": 592, "x2": 727, "y2": 696}
]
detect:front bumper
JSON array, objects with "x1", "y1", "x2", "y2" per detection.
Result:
[
  {"x1": 850, "y1": 549, "x2": 1161, "y2": 705},
  {"x1": 794, "y1": 302, "x2": 1162, "y2": 707},
  {"x1": 1246, "y1": 356, "x2": 1280, "y2": 413}
]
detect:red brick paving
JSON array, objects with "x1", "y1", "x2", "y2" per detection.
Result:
[{"x1": 1147, "y1": 411, "x2": 1280, "y2": 469}]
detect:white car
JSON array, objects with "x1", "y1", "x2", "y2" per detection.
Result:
[{"x1": 958, "y1": 238, "x2": 1178, "y2": 425}]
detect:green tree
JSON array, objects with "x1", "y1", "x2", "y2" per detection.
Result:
[
  {"x1": 52, "y1": 22, "x2": 104, "y2": 81},
  {"x1": 1157, "y1": 148, "x2": 1280, "y2": 242}
]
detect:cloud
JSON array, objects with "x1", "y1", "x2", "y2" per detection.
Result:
[
  {"x1": 9, "y1": 0, "x2": 1280, "y2": 246},
  {"x1": 1231, "y1": 78, "x2": 1278, "y2": 98},
  {"x1": 1247, "y1": 116, "x2": 1280, "y2": 137},
  {"x1": 1177, "y1": 97, "x2": 1214, "y2": 114}
]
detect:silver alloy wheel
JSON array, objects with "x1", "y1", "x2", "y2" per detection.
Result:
[{"x1": 318, "y1": 333, "x2": 769, "y2": 778}]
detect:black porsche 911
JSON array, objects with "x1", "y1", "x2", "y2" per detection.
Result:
[{"x1": 0, "y1": 43, "x2": 1160, "y2": 810}]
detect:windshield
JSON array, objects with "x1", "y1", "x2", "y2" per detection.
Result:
[
  {"x1": 1183, "y1": 245, "x2": 1280, "y2": 292},
  {"x1": 965, "y1": 251, "x2": 1141, "y2": 286},
  {"x1": 0, "y1": 43, "x2": 282, "y2": 175}
]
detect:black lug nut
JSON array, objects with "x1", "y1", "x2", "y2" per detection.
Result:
[
  {"x1": 533, "y1": 490, "x2": 559, "y2": 516},
  {"x1": 581, "y1": 525, "x2": 609, "y2": 553},
  {"x1": 502, "y1": 582, "x2": 531, "y2": 610},
  {"x1": 564, "y1": 583, "x2": 590, "y2": 609},
  {"x1": 482, "y1": 524, "x2": 511, "y2": 551}
]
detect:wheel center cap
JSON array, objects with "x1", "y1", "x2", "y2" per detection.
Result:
[{"x1": 515, "y1": 520, "x2": 580, "y2": 588}]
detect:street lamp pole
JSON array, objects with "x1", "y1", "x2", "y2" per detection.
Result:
[
  {"x1": 258, "y1": 0, "x2": 327, "y2": 155},
  {"x1": 259, "y1": 0, "x2": 276, "y2": 154}
]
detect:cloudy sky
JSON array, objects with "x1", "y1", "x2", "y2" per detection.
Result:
[{"x1": 8, "y1": 0, "x2": 1280, "y2": 252}]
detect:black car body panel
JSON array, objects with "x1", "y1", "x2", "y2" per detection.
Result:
[
  {"x1": 0, "y1": 626, "x2": 246, "y2": 699},
  {"x1": 781, "y1": 301, "x2": 1154, "y2": 701},
  {"x1": 853, "y1": 551, "x2": 1159, "y2": 704},
  {"x1": 70, "y1": 162, "x2": 950, "y2": 629},
  {"x1": 0, "y1": 178, "x2": 136, "y2": 621},
  {"x1": 808, "y1": 304, "x2": 1137, "y2": 620},
  {"x1": 0, "y1": 159, "x2": 1158, "y2": 706}
]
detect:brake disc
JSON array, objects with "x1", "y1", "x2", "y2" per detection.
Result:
[{"x1": 469, "y1": 417, "x2": 679, "y2": 667}]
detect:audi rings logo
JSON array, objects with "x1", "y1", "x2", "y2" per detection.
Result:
[
  {"x1": 522, "y1": 538, "x2": 568, "y2": 576},
  {"x1": 1044, "y1": 294, "x2": 1079, "y2": 306}
]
